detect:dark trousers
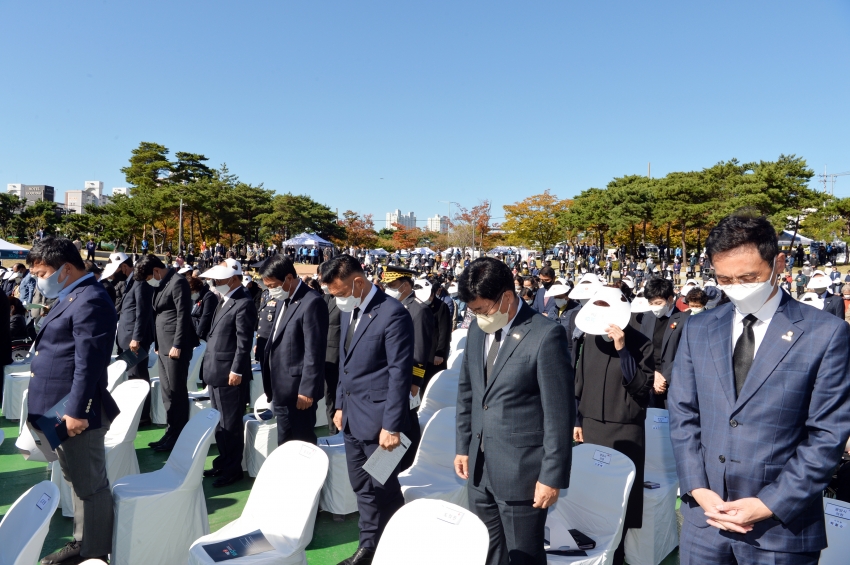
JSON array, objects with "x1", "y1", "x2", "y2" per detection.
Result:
[
  {"x1": 324, "y1": 360, "x2": 339, "y2": 435},
  {"x1": 209, "y1": 380, "x2": 249, "y2": 477},
  {"x1": 273, "y1": 400, "x2": 318, "y2": 445},
  {"x1": 343, "y1": 428, "x2": 405, "y2": 549},
  {"x1": 398, "y1": 407, "x2": 421, "y2": 471},
  {"x1": 158, "y1": 352, "x2": 190, "y2": 437},
  {"x1": 126, "y1": 354, "x2": 151, "y2": 422},
  {"x1": 254, "y1": 336, "x2": 267, "y2": 362},
  {"x1": 680, "y1": 519, "x2": 819, "y2": 565},
  {"x1": 468, "y1": 451, "x2": 547, "y2": 565}
]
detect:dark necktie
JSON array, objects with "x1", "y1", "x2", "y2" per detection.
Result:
[
  {"x1": 485, "y1": 329, "x2": 503, "y2": 385},
  {"x1": 733, "y1": 314, "x2": 758, "y2": 397},
  {"x1": 214, "y1": 298, "x2": 223, "y2": 320},
  {"x1": 272, "y1": 298, "x2": 290, "y2": 340},
  {"x1": 344, "y1": 307, "x2": 360, "y2": 354}
]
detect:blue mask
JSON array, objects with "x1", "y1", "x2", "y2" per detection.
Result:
[{"x1": 37, "y1": 264, "x2": 69, "y2": 299}]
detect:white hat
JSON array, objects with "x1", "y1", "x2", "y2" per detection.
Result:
[
  {"x1": 807, "y1": 275, "x2": 831, "y2": 290},
  {"x1": 412, "y1": 278, "x2": 433, "y2": 303},
  {"x1": 2, "y1": 270, "x2": 15, "y2": 280},
  {"x1": 703, "y1": 280, "x2": 717, "y2": 288},
  {"x1": 544, "y1": 283, "x2": 570, "y2": 298},
  {"x1": 199, "y1": 265, "x2": 239, "y2": 280},
  {"x1": 223, "y1": 258, "x2": 243, "y2": 275},
  {"x1": 621, "y1": 276, "x2": 635, "y2": 289},
  {"x1": 242, "y1": 275, "x2": 252, "y2": 287},
  {"x1": 575, "y1": 286, "x2": 631, "y2": 335},
  {"x1": 101, "y1": 252, "x2": 129, "y2": 279},
  {"x1": 447, "y1": 282, "x2": 459, "y2": 296},
  {"x1": 177, "y1": 266, "x2": 192, "y2": 275},
  {"x1": 630, "y1": 295, "x2": 652, "y2": 313},
  {"x1": 570, "y1": 273, "x2": 604, "y2": 300},
  {"x1": 800, "y1": 292, "x2": 824, "y2": 310},
  {"x1": 826, "y1": 262, "x2": 833, "y2": 267},
  {"x1": 812, "y1": 270, "x2": 826, "y2": 277}
]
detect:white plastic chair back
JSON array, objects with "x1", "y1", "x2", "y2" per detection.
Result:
[
  {"x1": 413, "y1": 407, "x2": 458, "y2": 469},
  {"x1": 418, "y1": 369, "x2": 460, "y2": 428},
  {"x1": 167, "y1": 408, "x2": 220, "y2": 482},
  {"x1": 644, "y1": 408, "x2": 676, "y2": 480},
  {"x1": 447, "y1": 350, "x2": 464, "y2": 370},
  {"x1": 821, "y1": 498, "x2": 850, "y2": 565},
  {"x1": 0, "y1": 481, "x2": 60, "y2": 565},
  {"x1": 147, "y1": 344, "x2": 158, "y2": 368},
  {"x1": 242, "y1": 441, "x2": 329, "y2": 551},
  {"x1": 105, "y1": 380, "x2": 150, "y2": 448},
  {"x1": 372, "y1": 499, "x2": 488, "y2": 565},
  {"x1": 186, "y1": 341, "x2": 207, "y2": 389},
  {"x1": 106, "y1": 360, "x2": 128, "y2": 393},
  {"x1": 450, "y1": 329, "x2": 468, "y2": 354},
  {"x1": 546, "y1": 443, "x2": 635, "y2": 564},
  {"x1": 254, "y1": 395, "x2": 272, "y2": 420}
]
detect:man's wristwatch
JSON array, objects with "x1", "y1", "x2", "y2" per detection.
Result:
[{"x1": 385, "y1": 431, "x2": 398, "y2": 435}]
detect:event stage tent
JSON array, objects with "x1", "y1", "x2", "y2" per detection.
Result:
[
  {"x1": 281, "y1": 232, "x2": 334, "y2": 247},
  {"x1": 0, "y1": 239, "x2": 29, "y2": 260},
  {"x1": 778, "y1": 230, "x2": 814, "y2": 246}
]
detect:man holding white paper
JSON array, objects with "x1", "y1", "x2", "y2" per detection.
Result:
[{"x1": 322, "y1": 255, "x2": 415, "y2": 565}]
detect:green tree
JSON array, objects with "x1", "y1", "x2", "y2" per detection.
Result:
[
  {"x1": 561, "y1": 187, "x2": 610, "y2": 247},
  {"x1": 258, "y1": 193, "x2": 344, "y2": 242},
  {"x1": 0, "y1": 193, "x2": 27, "y2": 240},
  {"x1": 605, "y1": 175, "x2": 654, "y2": 255},
  {"x1": 653, "y1": 171, "x2": 715, "y2": 259},
  {"x1": 503, "y1": 191, "x2": 568, "y2": 253}
]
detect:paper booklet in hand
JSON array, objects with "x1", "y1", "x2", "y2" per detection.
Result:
[
  {"x1": 362, "y1": 433, "x2": 411, "y2": 485},
  {"x1": 115, "y1": 348, "x2": 146, "y2": 370},
  {"x1": 35, "y1": 394, "x2": 83, "y2": 450}
]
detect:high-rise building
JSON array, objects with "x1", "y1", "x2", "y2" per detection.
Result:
[
  {"x1": 386, "y1": 209, "x2": 417, "y2": 230},
  {"x1": 112, "y1": 187, "x2": 129, "y2": 197},
  {"x1": 64, "y1": 189, "x2": 99, "y2": 214},
  {"x1": 426, "y1": 214, "x2": 449, "y2": 234},
  {"x1": 7, "y1": 183, "x2": 25, "y2": 198},
  {"x1": 22, "y1": 185, "x2": 55, "y2": 205}
]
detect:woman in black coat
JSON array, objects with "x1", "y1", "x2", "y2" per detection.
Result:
[
  {"x1": 8, "y1": 296, "x2": 29, "y2": 341},
  {"x1": 573, "y1": 288, "x2": 654, "y2": 565},
  {"x1": 189, "y1": 276, "x2": 218, "y2": 341}
]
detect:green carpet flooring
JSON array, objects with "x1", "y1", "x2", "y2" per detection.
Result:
[{"x1": 0, "y1": 415, "x2": 679, "y2": 564}]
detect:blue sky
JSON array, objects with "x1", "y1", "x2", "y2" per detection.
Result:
[{"x1": 1, "y1": 1, "x2": 848, "y2": 228}]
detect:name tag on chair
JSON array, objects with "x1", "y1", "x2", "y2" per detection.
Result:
[
  {"x1": 593, "y1": 450, "x2": 611, "y2": 467},
  {"x1": 653, "y1": 415, "x2": 669, "y2": 423},
  {"x1": 437, "y1": 505, "x2": 464, "y2": 525},
  {"x1": 825, "y1": 502, "x2": 850, "y2": 520},
  {"x1": 36, "y1": 493, "x2": 52, "y2": 510},
  {"x1": 299, "y1": 445, "x2": 315, "y2": 458}
]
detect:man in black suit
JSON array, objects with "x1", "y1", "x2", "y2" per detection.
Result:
[
  {"x1": 455, "y1": 257, "x2": 573, "y2": 565},
  {"x1": 319, "y1": 275, "x2": 342, "y2": 435},
  {"x1": 105, "y1": 252, "x2": 154, "y2": 424},
  {"x1": 639, "y1": 277, "x2": 689, "y2": 409},
  {"x1": 806, "y1": 272, "x2": 844, "y2": 319},
  {"x1": 260, "y1": 255, "x2": 328, "y2": 445},
  {"x1": 134, "y1": 254, "x2": 200, "y2": 452},
  {"x1": 199, "y1": 263, "x2": 257, "y2": 487}
]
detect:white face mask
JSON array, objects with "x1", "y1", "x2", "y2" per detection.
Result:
[
  {"x1": 215, "y1": 283, "x2": 232, "y2": 296},
  {"x1": 321, "y1": 285, "x2": 329, "y2": 294},
  {"x1": 268, "y1": 286, "x2": 288, "y2": 300},
  {"x1": 554, "y1": 298, "x2": 568, "y2": 308},
  {"x1": 476, "y1": 293, "x2": 509, "y2": 334},
  {"x1": 649, "y1": 302, "x2": 669, "y2": 318},
  {"x1": 36, "y1": 264, "x2": 69, "y2": 299},
  {"x1": 689, "y1": 307, "x2": 704, "y2": 315},
  {"x1": 190, "y1": 292, "x2": 200, "y2": 301},
  {"x1": 385, "y1": 287, "x2": 402, "y2": 300},
  {"x1": 146, "y1": 272, "x2": 161, "y2": 288},
  {"x1": 719, "y1": 259, "x2": 777, "y2": 315},
  {"x1": 336, "y1": 280, "x2": 362, "y2": 313}
]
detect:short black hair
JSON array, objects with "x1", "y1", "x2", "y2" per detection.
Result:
[
  {"x1": 458, "y1": 257, "x2": 514, "y2": 303},
  {"x1": 85, "y1": 260, "x2": 102, "y2": 274},
  {"x1": 13, "y1": 263, "x2": 25, "y2": 272},
  {"x1": 9, "y1": 296, "x2": 25, "y2": 316},
  {"x1": 260, "y1": 254, "x2": 297, "y2": 282},
  {"x1": 644, "y1": 277, "x2": 674, "y2": 301},
  {"x1": 705, "y1": 210, "x2": 778, "y2": 264},
  {"x1": 27, "y1": 237, "x2": 85, "y2": 270},
  {"x1": 320, "y1": 254, "x2": 364, "y2": 285},
  {"x1": 539, "y1": 266, "x2": 556, "y2": 279},
  {"x1": 133, "y1": 254, "x2": 166, "y2": 282},
  {"x1": 686, "y1": 288, "x2": 707, "y2": 307}
]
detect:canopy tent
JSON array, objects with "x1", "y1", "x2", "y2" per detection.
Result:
[
  {"x1": 0, "y1": 238, "x2": 29, "y2": 260},
  {"x1": 369, "y1": 248, "x2": 389, "y2": 257},
  {"x1": 778, "y1": 230, "x2": 814, "y2": 246},
  {"x1": 281, "y1": 232, "x2": 333, "y2": 247},
  {"x1": 488, "y1": 246, "x2": 518, "y2": 255},
  {"x1": 412, "y1": 247, "x2": 436, "y2": 256}
]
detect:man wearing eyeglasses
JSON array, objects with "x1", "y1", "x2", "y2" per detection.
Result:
[
  {"x1": 454, "y1": 257, "x2": 573, "y2": 565},
  {"x1": 669, "y1": 212, "x2": 850, "y2": 564}
]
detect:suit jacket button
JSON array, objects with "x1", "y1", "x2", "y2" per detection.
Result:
[
  {"x1": 34, "y1": 351, "x2": 38, "y2": 356},
  {"x1": 476, "y1": 433, "x2": 481, "y2": 438},
  {"x1": 344, "y1": 370, "x2": 348, "y2": 374},
  {"x1": 31, "y1": 372, "x2": 35, "y2": 377},
  {"x1": 730, "y1": 419, "x2": 738, "y2": 428},
  {"x1": 483, "y1": 405, "x2": 488, "y2": 410},
  {"x1": 346, "y1": 391, "x2": 350, "y2": 396},
  {"x1": 719, "y1": 455, "x2": 726, "y2": 463}
]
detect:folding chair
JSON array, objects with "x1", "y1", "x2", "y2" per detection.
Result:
[
  {"x1": 821, "y1": 497, "x2": 850, "y2": 565},
  {"x1": 106, "y1": 359, "x2": 128, "y2": 392},
  {"x1": 446, "y1": 350, "x2": 464, "y2": 371},
  {"x1": 417, "y1": 369, "x2": 460, "y2": 430},
  {"x1": 317, "y1": 432, "x2": 359, "y2": 515},
  {"x1": 0, "y1": 480, "x2": 60, "y2": 565},
  {"x1": 242, "y1": 396, "x2": 278, "y2": 478},
  {"x1": 450, "y1": 328, "x2": 468, "y2": 355}
]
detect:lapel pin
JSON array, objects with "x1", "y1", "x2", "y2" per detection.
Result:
[
  {"x1": 512, "y1": 333, "x2": 520, "y2": 339},
  {"x1": 670, "y1": 322, "x2": 678, "y2": 330},
  {"x1": 782, "y1": 331, "x2": 794, "y2": 341},
  {"x1": 368, "y1": 313, "x2": 372, "y2": 319}
]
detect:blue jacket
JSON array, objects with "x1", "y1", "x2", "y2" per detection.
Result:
[
  {"x1": 669, "y1": 292, "x2": 850, "y2": 552},
  {"x1": 27, "y1": 277, "x2": 120, "y2": 430},
  {"x1": 19, "y1": 272, "x2": 35, "y2": 304},
  {"x1": 337, "y1": 287, "x2": 414, "y2": 441}
]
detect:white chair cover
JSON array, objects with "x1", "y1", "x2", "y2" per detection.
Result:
[
  {"x1": 317, "y1": 432, "x2": 358, "y2": 515},
  {"x1": 625, "y1": 409, "x2": 679, "y2": 565},
  {"x1": 15, "y1": 389, "x2": 50, "y2": 463},
  {"x1": 2, "y1": 371, "x2": 31, "y2": 420},
  {"x1": 112, "y1": 408, "x2": 220, "y2": 565},
  {"x1": 372, "y1": 499, "x2": 488, "y2": 565},
  {"x1": 242, "y1": 396, "x2": 278, "y2": 478},
  {"x1": 399, "y1": 407, "x2": 468, "y2": 508},
  {"x1": 446, "y1": 350, "x2": 464, "y2": 371},
  {"x1": 418, "y1": 369, "x2": 460, "y2": 430},
  {"x1": 187, "y1": 341, "x2": 207, "y2": 389},
  {"x1": 821, "y1": 497, "x2": 850, "y2": 565},
  {"x1": 150, "y1": 343, "x2": 206, "y2": 424},
  {"x1": 249, "y1": 365, "x2": 264, "y2": 407},
  {"x1": 106, "y1": 359, "x2": 128, "y2": 393},
  {"x1": 187, "y1": 441, "x2": 329, "y2": 565},
  {"x1": 449, "y1": 329, "x2": 468, "y2": 354},
  {"x1": 545, "y1": 443, "x2": 636, "y2": 565},
  {"x1": 0, "y1": 480, "x2": 60, "y2": 565},
  {"x1": 149, "y1": 377, "x2": 165, "y2": 424}
]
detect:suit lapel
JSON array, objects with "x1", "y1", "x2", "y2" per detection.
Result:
[
  {"x1": 270, "y1": 283, "x2": 308, "y2": 345},
  {"x1": 484, "y1": 304, "x2": 534, "y2": 397},
  {"x1": 209, "y1": 296, "x2": 232, "y2": 334},
  {"x1": 661, "y1": 311, "x2": 684, "y2": 355},
  {"x1": 708, "y1": 305, "x2": 737, "y2": 408},
  {"x1": 36, "y1": 280, "x2": 92, "y2": 340},
  {"x1": 153, "y1": 270, "x2": 174, "y2": 310},
  {"x1": 735, "y1": 294, "x2": 803, "y2": 411}
]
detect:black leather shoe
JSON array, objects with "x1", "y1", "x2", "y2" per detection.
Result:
[
  {"x1": 152, "y1": 438, "x2": 177, "y2": 452},
  {"x1": 41, "y1": 541, "x2": 81, "y2": 564},
  {"x1": 337, "y1": 547, "x2": 375, "y2": 565},
  {"x1": 203, "y1": 468, "x2": 222, "y2": 477},
  {"x1": 212, "y1": 473, "x2": 243, "y2": 488},
  {"x1": 147, "y1": 433, "x2": 171, "y2": 448}
]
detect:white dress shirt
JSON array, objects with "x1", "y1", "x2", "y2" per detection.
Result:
[
  {"x1": 483, "y1": 298, "x2": 525, "y2": 366},
  {"x1": 731, "y1": 287, "x2": 782, "y2": 357},
  {"x1": 350, "y1": 283, "x2": 378, "y2": 332},
  {"x1": 272, "y1": 280, "x2": 301, "y2": 340}
]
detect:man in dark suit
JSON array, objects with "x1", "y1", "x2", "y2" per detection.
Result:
[
  {"x1": 106, "y1": 252, "x2": 155, "y2": 425},
  {"x1": 320, "y1": 277, "x2": 342, "y2": 435},
  {"x1": 199, "y1": 263, "x2": 257, "y2": 487},
  {"x1": 323, "y1": 255, "x2": 414, "y2": 565},
  {"x1": 25, "y1": 238, "x2": 119, "y2": 565},
  {"x1": 670, "y1": 213, "x2": 850, "y2": 564},
  {"x1": 639, "y1": 277, "x2": 689, "y2": 409},
  {"x1": 455, "y1": 257, "x2": 573, "y2": 565},
  {"x1": 134, "y1": 254, "x2": 200, "y2": 452},
  {"x1": 805, "y1": 272, "x2": 844, "y2": 319},
  {"x1": 425, "y1": 275, "x2": 453, "y2": 391},
  {"x1": 260, "y1": 255, "x2": 328, "y2": 445}
]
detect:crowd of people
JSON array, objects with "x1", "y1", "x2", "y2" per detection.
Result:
[{"x1": 1, "y1": 210, "x2": 850, "y2": 565}]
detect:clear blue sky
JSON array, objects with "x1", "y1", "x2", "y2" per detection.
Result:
[{"x1": 2, "y1": 1, "x2": 848, "y2": 228}]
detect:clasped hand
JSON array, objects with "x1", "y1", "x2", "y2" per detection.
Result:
[{"x1": 692, "y1": 488, "x2": 773, "y2": 533}]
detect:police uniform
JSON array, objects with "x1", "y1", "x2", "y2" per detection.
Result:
[{"x1": 255, "y1": 290, "x2": 276, "y2": 361}]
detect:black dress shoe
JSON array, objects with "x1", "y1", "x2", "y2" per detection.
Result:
[
  {"x1": 212, "y1": 473, "x2": 243, "y2": 488},
  {"x1": 147, "y1": 433, "x2": 171, "y2": 448},
  {"x1": 337, "y1": 547, "x2": 375, "y2": 565},
  {"x1": 203, "y1": 468, "x2": 222, "y2": 477},
  {"x1": 41, "y1": 541, "x2": 81, "y2": 564},
  {"x1": 152, "y1": 438, "x2": 177, "y2": 452}
]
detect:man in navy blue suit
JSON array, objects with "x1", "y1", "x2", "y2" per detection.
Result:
[
  {"x1": 25, "y1": 238, "x2": 119, "y2": 565},
  {"x1": 322, "y1": 255, "x2": 414, "y2": 565},
  {"x1": 670, "y1": 213, "x2": 850, "y2": 564}
]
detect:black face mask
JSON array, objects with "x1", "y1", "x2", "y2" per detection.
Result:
[
  {"x1": 541, "y1": 280, "x2": 553, "y2": 290},
  {"x1": 112, "y1": 271, "x2": 127, "y2": 283}
]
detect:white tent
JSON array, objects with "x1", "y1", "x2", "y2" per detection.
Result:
[
  {"x1": 281, "y1": 232, "x2": 333, "y2": 247},
  {"x1": 778, "y1": 230, "x2": 813, "y2": 246},
  {"x1": 0, "y1": 239, "x2": 29, "y2": 260}
]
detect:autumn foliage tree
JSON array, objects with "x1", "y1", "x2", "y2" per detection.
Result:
[
  {"x1": 451, "y1": 201, "x2": 493, "y2": 251},
  {"x1": 391, "y1": 223, "x2": 423, "y2": 249},
  {"x1": 337, "y1": 211, "x2": 377, "y2": 248},
  {"x1": 502, "y1": 190, "x2": 570, "y2": 253}
]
